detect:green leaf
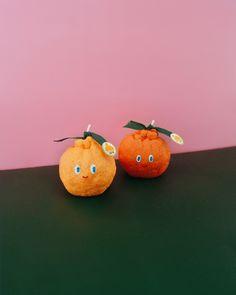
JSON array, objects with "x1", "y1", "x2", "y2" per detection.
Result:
[
  {"x1": 155, "y1": 127, "x2": 172, "y2": 137},
  {"x1": 54, "y1": 136, "x2": 83, "y2": 142},
  {"x1": 145, "y1": 124, "x2": 172, "y2": 137},
  {"x1": 84, "y1": 131, "x2": 107, "y2": 145},
  {"x1": 123, "y1": 120, "x2": 147, "y2": 130},
  {"x1": 123, "y1": 121, "x2": 172, "y2": 137}
]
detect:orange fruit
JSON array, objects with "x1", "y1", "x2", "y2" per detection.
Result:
[
  {"x1": 59, "y1": 136, "x2": 116, "y2": 197},
  {"x1": 118, "y1": 129, "x2": 170, "y2": 178}
]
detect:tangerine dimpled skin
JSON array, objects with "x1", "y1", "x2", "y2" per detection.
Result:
[
  {"x1": 59, "y1": 136, "x2": 116, "y2": 197},
  {"x1": 118, "y1": 129, "x2": 171, "y2": 178}
]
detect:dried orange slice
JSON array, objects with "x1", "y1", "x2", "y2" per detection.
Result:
[
  {"x1": 170, "y1": 133, "x2": 184, "y2": 145},
  {"x1": 102, "y1": 142, "x2": 116, "y2": 157}
]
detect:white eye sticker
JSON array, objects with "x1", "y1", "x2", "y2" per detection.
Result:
[
  {"x1": 136, "y1": 155, "x2": 142, "y2": 162},
  {"x1": 149, "y1": 154, "x2": 154, "y2": 162},
  {"x1": 170, "y1": 133, "x2": 184, "y2": 145},
  {"x1": 74, "y1": 165, "x2": 81, "y2": 174},
  {"x1": 102, "y1": 142, "x2": 116, "y2": 157},
  {"x1": 90, "y1": 164, "x2": 96, "y2": 174}
]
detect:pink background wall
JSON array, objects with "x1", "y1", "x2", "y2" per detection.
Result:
[{"x1": 0, "y1": 0, "x2": 236, "y2": 170}]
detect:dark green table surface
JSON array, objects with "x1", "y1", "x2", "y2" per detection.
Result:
[{"x1": 1, "y1": 147, "x2": 236, "y2": 295}]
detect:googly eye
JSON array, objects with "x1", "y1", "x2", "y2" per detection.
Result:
[
  {"x1": 74, "y1": 165, "x2": 81, "y2": 174},
  {"x1": 90, "y1": 164, "x2": 96, "y2": 174},
  {"x1": 149, "y1": 155, "x2": 154, "y2": 162},
  {"x1": 136, "y1": 155, "x2": 142, "y2": 162}
]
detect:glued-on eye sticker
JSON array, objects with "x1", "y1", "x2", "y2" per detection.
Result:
[
  {"x1": 102, "y1": 142, "x2": 116, "y2": 157},
  {"x1": 170, "y1": 133, "x2": 184, "y2": 145},
  {"x1": 90, "y1": 164, "x2": 96, "y2": 174},
  {"x1": 136, "y1": 155, "x2": 142, "y2": 162},
  {"x1": 149, "y1": 155, "x2": 154, "y2": 162},
  {"x1": 74, "y1": 165, "x2": 81, "y2": 174}
]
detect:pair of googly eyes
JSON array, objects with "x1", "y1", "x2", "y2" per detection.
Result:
[
  {"x1": 136, "y1": 155, "x2": 154, "y2": 163},
  {"x1": 74, "y1": 164, "x2": 96, "y2": 174}
]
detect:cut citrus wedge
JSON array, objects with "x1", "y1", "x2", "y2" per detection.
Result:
[
  {"x1": 102, "y1": 142, "x2": 116, "y2": 157},
  {"x1": 170, "y1": 133, "x2": 184, "y2": 145}
]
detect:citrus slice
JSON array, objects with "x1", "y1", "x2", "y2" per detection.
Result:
[
  {"x1": 102, "y1": 142, "x2": 116, "y2": 157},
  {"x1": 170, "y1": 133, "x2": 184, "y2": 145}
]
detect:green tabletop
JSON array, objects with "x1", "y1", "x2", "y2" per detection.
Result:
[{"x1": 1, "y1": 147, "x2": 236, "y2": 295}]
